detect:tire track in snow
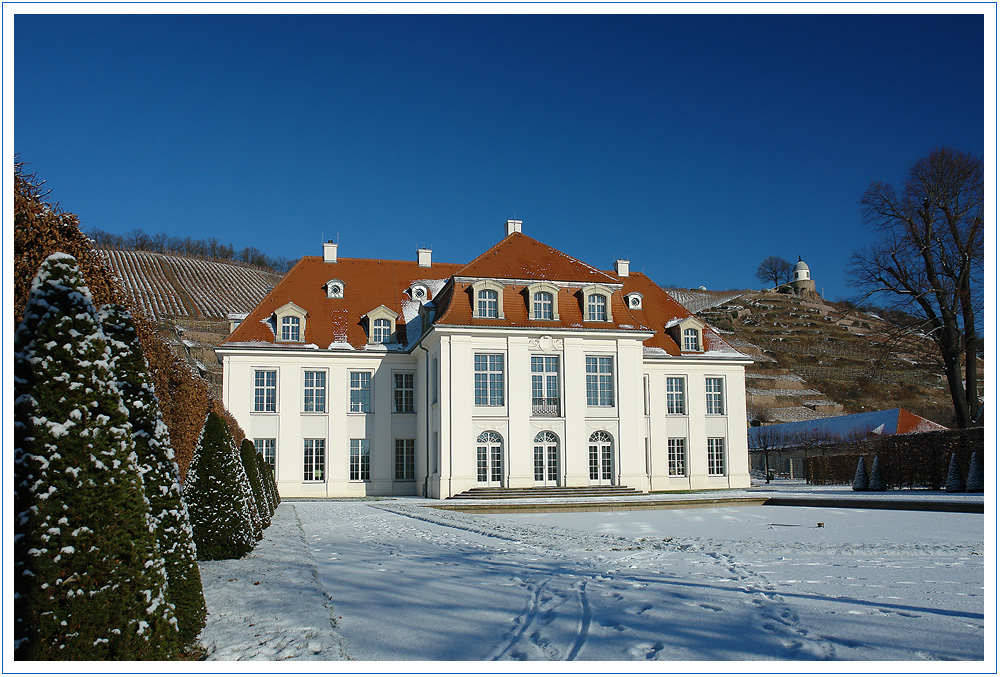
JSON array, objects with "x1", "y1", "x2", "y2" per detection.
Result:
[
  {"x1": 565, "y1": 579, "x2": 591, "y2": 660},
  {"x1": 490, "y1": 579, "x2": 549, "y2": 660}
]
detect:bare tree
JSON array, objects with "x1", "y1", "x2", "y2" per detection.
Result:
[
  {"x1": 755, "y1": 256, "x2": 793, "y2": 288},
  {"x1": 850, "y1": 148, "x2": 983, "y2": 428}
]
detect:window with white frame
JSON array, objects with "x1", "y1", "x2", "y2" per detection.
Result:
[
  {"x1": 372, "y1": 318, "x2": 393, "y2": 344},
  {"x1": 393, "y1": 372, "x2": 415, "y2": 413},
  {"x1": 254, "y1": 438, "x2": 276, "y2": 468},
  {"x1": 253, "y1": 369, "x2": 277, "y2": 412},
  {"x1": 706, "y1": 377, "x2": 725, "y2": 415},
  {"x1": 666, "y1": 377, "x2": 686, "y2": 415},
  {"x1": 350, "y1": 439, "x2": 370, "y2": 480},
  {"x1": 303, "y1": 370, "x2": 326, "y2": 412},
  {"x1": 587, "y1": 293, "x2": 608, "y2": 322},
  {"x1": 683, "y1": 327, "x2": 700, "y2": 351},
  {"x1": 585, "y1": 356, "x2": 615, "y2": 406},
  {"x1": 350, "y1": 371, "x2": 372, "y2": 413},
  {"x1": 533, "y1": 291, "x2": 554, "y2": 320},
  {"x1": 667, "y1": 438, "x2": 686, "y2": 476},
  {"x1": 477, "y1": 289, "x2": 499, "y2": 318},
  {"x1": 281, "y1": 315, "x2": 301, "y2": 342},
  {"x1": 395, "y1": 438, "x2": 415, "y2": 480},
  {"x1": 531, "y1": 356, "x2": 560, "y2": 416},
  {"x1": 303, "y1": 439, "x2": 325, "y2": 481},
  {"x1": 474, "y1": 354, "x2": 504, "y2": 406},
  {"x1": 707, "y1": 438, "x2": 726, "y2": 475}
]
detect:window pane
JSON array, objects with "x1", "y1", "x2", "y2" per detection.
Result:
[
  {"x1": 474, "y1": 354, "x2": 504, "y2": 406},
  {"x1": 350, "y1": 372, "x2": 372, "y2": 413},
  {"x1": 706, "y1": 377, "x2": 725, "y2": 415}
]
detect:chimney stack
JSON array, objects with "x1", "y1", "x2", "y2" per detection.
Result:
[
  {"x1": 505, "y1": 219, "x2": 522, "y2": 236},
  {"x1": 417, "y1": 248, "x2": 432, "y2": 268},
  {"x1": 614, "y1": 259, "x2": 630, "y2": 277},
  {"x1": 323, "y1": 240, "x2": 338, "y2": 263}
]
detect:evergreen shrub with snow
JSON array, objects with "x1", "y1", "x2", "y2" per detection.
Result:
[
  {"x1": 184, "y1": 412, "x2": 261, "y2": 560},
  {"x1": 260, "y1": 452, "x2": 280, "y2": 511},
  {"x1": 966, "y1": 451, "x2": 984, "y2": 493},
  {"x1": 100, "y1": 304, "x2": 207, "y2": 646},
  {"x1": 852, "y1": 456, "x2": 869, "y2": 491},
  {"x1": 240, "y1": 440, "x2": 271, "y2": 529},
  {"x1": 945, "y1": 453, "x2": 966, "y2": 493},
  {"x1": 14, "y1": 253, "x2": 179, "y2": 660},
  {"x1": 868, "y1": 455, "x2": 887, "y2": 491}
]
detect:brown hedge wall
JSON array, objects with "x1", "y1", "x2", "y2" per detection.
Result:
[
  {"x1": 14, "y1": 162, "x2": 244, "y2": 479},
  {"x1": 807, "y1": 427, "x2": 984, "y2": 489}
]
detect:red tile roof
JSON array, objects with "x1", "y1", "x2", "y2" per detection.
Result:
[{"x1": 222, "y1": 235, "x2": 743, "y2": 359}]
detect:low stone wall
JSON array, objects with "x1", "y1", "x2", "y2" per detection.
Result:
[{"x1": 806, "y1": 427, "x2": 984, "y2": 489}]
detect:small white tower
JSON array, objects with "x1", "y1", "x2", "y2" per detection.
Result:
[{"x1": 791, "y1": 257, "x2": 816, "y2": 297}]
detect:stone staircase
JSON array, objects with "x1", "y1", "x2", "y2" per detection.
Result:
[{"x1": 449, "y1": 485, "x2": 643, "y2": 500}]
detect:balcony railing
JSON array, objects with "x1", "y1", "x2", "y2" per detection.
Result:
[{"x1": 532, "y1": 398, "x2": 561, "y2": 417}]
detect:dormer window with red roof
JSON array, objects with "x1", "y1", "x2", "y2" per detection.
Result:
[
  {"x1": 470, "y1": 280, "x2": 505, "y2": 319},
  {"x1": 372, "y1": 318, "x2": 392, "y2": 344},
  {"x1": 683, "y1": 328, "x2": 699, "y2": 351},
  {"x1": 581, "y1": 285, "x2": 613, "y2": 322},
  {"x1": 526, "y1": 281, "x2": 560, "y2": 321},
  {"x1": 275, "y1": 302, "x2": 308, "y2": 343},
  {"x1": 666, "y1": 316, "x2": 705, "y2": 352},
  {"x1": 326, "y1": 279, "x2": 345, "y2": 299},
  {"x1": 364, "y1": 305, "x2": 399, "y2": 345}
]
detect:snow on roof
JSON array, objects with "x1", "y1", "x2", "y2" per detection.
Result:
[{"x1": 749, "y1": 408, "x2": 948, "y2": 448}]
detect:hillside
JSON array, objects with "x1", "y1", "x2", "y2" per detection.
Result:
[{"x1": 672, "y1": 289, "x2": 962, "y2": 428}]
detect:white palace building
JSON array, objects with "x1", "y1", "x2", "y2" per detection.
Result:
[{"x1": 218, "y1": 220, "x2": 752, "y2": 498}]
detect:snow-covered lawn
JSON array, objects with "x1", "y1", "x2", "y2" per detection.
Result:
[{"x1": 198, "y1": 489, "x2": 987, "y2": 665}]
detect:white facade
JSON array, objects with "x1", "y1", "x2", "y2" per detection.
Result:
[{"x1": 218, "y1": 226, "x2": 752, "y2": 499}]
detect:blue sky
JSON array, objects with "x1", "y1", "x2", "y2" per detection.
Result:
[{"x1": 14, "y1": 11, "x2": 987, "y2": 302}]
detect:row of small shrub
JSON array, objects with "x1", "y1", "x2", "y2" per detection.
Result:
[
  {"x1": 15, "y1": 253, "x2": 280, "y2": 660},
  {"x1": 851, "y1": 452, "x2": 983, "y2": 492}
]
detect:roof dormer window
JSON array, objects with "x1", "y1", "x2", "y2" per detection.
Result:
[
  {"x1": 410, "y1": 284, "x2": 428, "y2": 301},
  {"x1": 625, "y1": 292, "x2": 643, "y2": 310},
  {"x1": 274, "y1": 302, "x2": 308, "y2": 343},
  {"x1": 326, "y1": 279, "x2": 345, "y2": 299},
  {"x1": 470, "y1": 280, "x2": 505, "y2": 319},
  {"x1": 363, "y1": 305, "x2": 399, "y2": 344},
  {"x1": 581, "y1": 284, "x2": 613, "y2": 322},
  {"x1": 526, "y1": 281, "x2": 560, "y2": 321},
  {"x1": 666, "y1": 316, "x2": 705, "y2": 352},
  {"x1": 683, "y1": 327, "x2": 699, "y2": 351}
]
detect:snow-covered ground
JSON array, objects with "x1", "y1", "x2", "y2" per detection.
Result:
[{"x1": 196, "y1": 486, "x2": 989, "y2": 666}]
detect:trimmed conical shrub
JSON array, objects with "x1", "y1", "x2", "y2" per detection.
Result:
[
  {"x1": 966, "y1": 451, "x2": 984, "y2": 493},
  {"x1": 14, "y1": 253, "x2": 178, "y2": 660},
  {"x1": 240, "y1": 440, "x2": 270, "y2": 529},
  {"x1": 945, "y1": 453, "x2": 966, "y2": 493},
  {"x1": 868, "y1": 455, "x2": 887, "y2": 491},
  {"x1": 100, "y1": 304, "x2": 207, "y2": 646},
  {"x1": 852, "y1": 456, "x2": 869, "y2": 491},
  {"x1": 184, "y1": 412, "x2": 260, "y2": 560},
  {"x1": 259, "y1": 451, "x2": 280, "y2": 511}
]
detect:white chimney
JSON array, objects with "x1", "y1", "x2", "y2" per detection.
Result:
[
  {"x1": 505, "y1": 219, "x2": 522, "y2": 236},
  {"x1": 323, "y1": 240, "x2": 338, "y2": 263},
  {"x1": 614, "y1": 259, "x2": 630, "y2": 277},
  {"x1": 417, "y1": 248, "x2": 432, "y2": 268}
]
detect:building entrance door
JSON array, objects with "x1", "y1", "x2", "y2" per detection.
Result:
[
  {"x1": 588, "y1": 431, "x2": 614, "y2": 485},
  {"x1": 476, "y1": 431, "x2": 504, "y2": 487},
  {"x1": 533, "y1": 431, "x2": 560, "y2": 486}
]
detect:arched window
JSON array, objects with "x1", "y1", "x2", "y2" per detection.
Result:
[
  {"x1": 533, "y1": 291, "x2": 554, "y2": 320},
  {"x1": 533, "y1": 431, "x2": 559, "y2": 485},
  {"x1": 683, "y1": 327, "x2": 700, "y2": 351},
  {"x1": 476, "y1": 431, "x2": 504, "y2": 485},
  {"x1": 281, "y1": 315, "x2": 301, "y2": 342},
  {"x1": 372, "y1": 318, "x2": 392, "y2": 344},
  {"x1": 478, "y1": 289, "x2": 499, "y2": 318},
  {"x1": 588, "y1": 431, "x2": 614, "y2": 483},
  {"x1": 587, "y1": 293, "x2": 608, "y2": 322}
]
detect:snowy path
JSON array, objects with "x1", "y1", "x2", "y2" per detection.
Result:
[{"x1": 290, "y1": 500, "x2": 984, "y2": 662}]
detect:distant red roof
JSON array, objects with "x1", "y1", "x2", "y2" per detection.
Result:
[{"x1": 455, "y1": 232, "x2": 620, "y2": 284}]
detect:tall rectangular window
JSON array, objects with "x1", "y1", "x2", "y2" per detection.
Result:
[
  {"x1": 533, "y1": 291, "x2": 554, "y2": 320},
  {"x1": 350, "y1": 371, "x2": 372, "y2": 413},
  {"x1": 706, "y1": 377, "x2": 725, "y2": 415},
  {"x1": 281, "y1": 316, "x2": 301, "y2": 342},
  {"x1": 254, "y1": 438, "x2": 276, "y2": 468},
  {"x1": 667, "y1": 438, "x2": 686, "y2": 477},
  {"x1": 393, "y1": 373, "x2": 415, "y2": 413},
  {"x1": 666, "y1": 377, "x2": 686, "y2": 415},
  {"x1": 303, "y1": 439, "x2": 325, "y2": 481},
  {"x1": 477, "y1": 289, "x2": 499, "y2": 318},
  {"x1": 303, "y1": 370, "x2": 326, "y2": 412},
  {"x1": 395, "y1": 439, "x2": 415, "y2": 480},
  {"x1": 585, "y1": 356, "x2": 615, "y2": 406},
  {"x1": 707, "y1": 438, "x2": 726, "y2": 476},
  {"x1": 253, "y1": 369, "x2": 277, "y2": 412},
  {"x1": 530, "y1": 356, "x2": 560, "y2": 416},
  {"x1": 350, "y1": 439, "x2": 371, "y2": 481},
  {"x1": 683, "y1": 328, "x2": 700, "y2": 351},
  {"x1": 587, "y1": 294, "x2": 608, "y2": 321},
  {"x1": 474, "y1": 354, "x2": 504, "y2": 406}
]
